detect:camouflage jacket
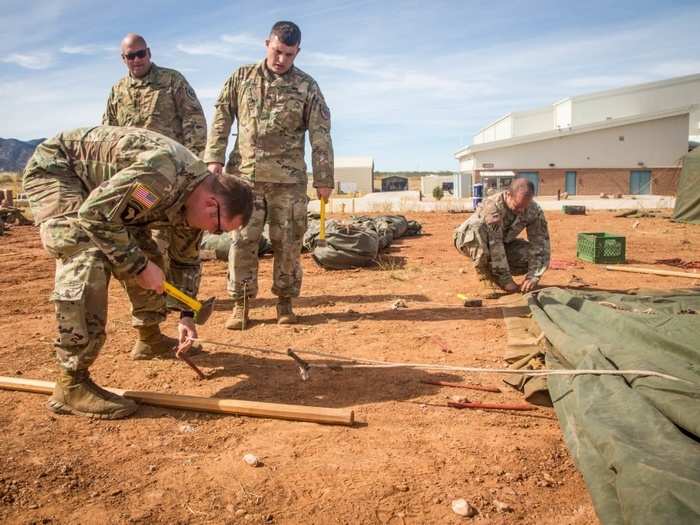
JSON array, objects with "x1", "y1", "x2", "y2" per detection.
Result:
[
  {"x1": 468, "y1": 191, "x2": 550, "y2": 285},
  {"x1": 102, "y1": 64, "x2": 207, "y2": 157},
  {"x1": 203, "y1": 60, "x2": 334, "y2": 187},
  {"x1": 23, "y1": 126, "x2": 207, "y2": 297}
]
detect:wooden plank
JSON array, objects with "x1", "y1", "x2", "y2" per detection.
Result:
[
  {"x1": 606, "y1": 265, "x2": 700, "y2": 279},
  {"x1": 501, "y1": 296, "x2": 544, "y2": 362},
  {"x1": 0, "y1": 376, "x2": 355, "y2": 426}
]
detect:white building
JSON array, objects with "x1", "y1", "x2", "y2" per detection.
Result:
[
  {"x1": 420, "y1": 174, "x2": 454, "y2": 197},
  {"x1": 333, "y1": 156, "x2": 374, "y2": 195},
  {"x1": 456, "y1": 74, "x2": 700, "y2": 196}
]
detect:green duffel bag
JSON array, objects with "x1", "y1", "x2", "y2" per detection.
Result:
[
  {"x1": 312, "y1": 224, "x2": 380, "y2": 269},
  {"x1": 200, "y1": 230, "x2": 273, "y2": 261}
]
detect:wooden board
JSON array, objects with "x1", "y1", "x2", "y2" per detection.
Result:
[
  {"x1": 0, "y1": 376, "x2": 355, "y2": 427},
  {"x1": 500, "y1": 296, "x2": 543, "y2": 362},
  {"x1": 606, "y1": 265, "x2": 700, "y2": 279}
]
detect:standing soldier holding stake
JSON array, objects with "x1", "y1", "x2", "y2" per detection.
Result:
[
  {"x1": 23, "y1": 126, "x2": 253, "y2": 419},
  {"x1": 204, "y1": 21, "x2": 334, "y2": 329}
]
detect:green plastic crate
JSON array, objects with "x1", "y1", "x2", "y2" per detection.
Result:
[{"x1": 576, "y1": 232, "x2": 626, "y2": 264}]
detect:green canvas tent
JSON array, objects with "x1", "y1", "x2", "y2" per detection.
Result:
[{"x1": 672, "y1": 146, "x2": 700, "y2": 224}]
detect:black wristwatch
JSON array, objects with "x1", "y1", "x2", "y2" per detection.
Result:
[{"x1": 180, "y1": 311, "x2": 195, "y2": 319}]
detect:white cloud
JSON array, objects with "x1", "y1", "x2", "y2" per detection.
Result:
[
  {"x1": 176, "y1": 33, "x2": 262, "y2": 60},
  {"x1": 60, "y1": 44, "x2": 114, "y2": 55},
  {"x1": 220, "y1": 33, "x2": 261, "y2": 48},
  {"x1": 1, "y1": 52, "x2": 53, "y2": 70}
]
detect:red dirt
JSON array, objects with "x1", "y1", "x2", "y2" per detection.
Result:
[{"x1": 1, "y1": 211, "x2": 698, "y2": 524}]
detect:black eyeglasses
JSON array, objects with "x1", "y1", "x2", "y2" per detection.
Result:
[
  {"x1": 212, "y1": 200, "x2": 223, "y2": 235},
  {"x1": 122, "y1": 49, "x2": 148, "y2": 61}
]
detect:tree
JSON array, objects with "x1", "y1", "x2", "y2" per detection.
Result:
[{"x1": 433, "y1": 186, "x2": 444, "y2": 201}]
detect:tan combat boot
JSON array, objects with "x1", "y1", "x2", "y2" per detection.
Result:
[
  {"x1": 224, "y1": 300, "x2": 250, "y2": 330},
  {"x1": 476, "y1": 271, "x2": 502, "y2": 300},
  {"x1": 47, "y1": 369, "x2": 137, "y2": 419},
  {"x1": 276, "y1": 298, "x2": 297, "y2": 325},
  {"x1": 131, "y1": 325, "x2": 178, "y2": 360}
]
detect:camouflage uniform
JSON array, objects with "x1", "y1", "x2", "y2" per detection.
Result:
[
  {"x1": 204, "y1": 60, "x2": 333, "y2": 300},
  {"x1": 23, "y1": 126, "x2": 206, "y2": 371},
  {"x1": 454, "y1": 191, "x2": 550, "y2": 288},
  {"x1": 103, "y1": 63, "x2": 207, "y2": 156}
]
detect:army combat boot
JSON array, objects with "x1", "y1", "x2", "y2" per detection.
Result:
[
  {"x1": 131, "y1": 325, "x2": 178, "y2": 360},
  {"x1": 131, "y1": 325, "x2": 203, "y2": 359},
  {"x1": 225, "y1": 300, "x2": 250, "y2": 330},
  {"x1": 47, "y1": 369, "x2": 137, "y2": 419},
  {"x1": 476, "y1": 271, "x2": 502, "y2": 300},
  {"x1": 276, "y1": 298, "x2": 297, "y2": 325}
]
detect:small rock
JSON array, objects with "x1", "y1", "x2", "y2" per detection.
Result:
[
  {"x1": 396, "y1": 483, "x2": 409, "y2": 492},
  {"x1": 147, "y1": 465, "x2": 156, "y2": 474},
  {"x1": 494, "y1": 499, "x2": 513, "y2": 513},
  {"x1": 179, "y1": 424, "x2": 195, "y2": 433},
  {"x1": 27, "y1": 503, "x2": 39, "y2": 509},
  {"x1": 451, "y1": 498, "x2": 477, "y2": 517},
  {"x1": 391, "y1": 299, "x2": 408, "y2": 310},
  {"x1": 242, "y1": 454, "x2": 260, "y2": 467},
  {"x1": 450, "y1": 395, "x2": 469, "y2": 404},
  {"x1": 343, "y1": 307, "x2": 358, "y2": 314},
  {"x1": 235, "y1": 509, "x2": 246, "y2": 517},
  {"x1": 110, "y1": 489, "x2": 122, "y2": 496}
]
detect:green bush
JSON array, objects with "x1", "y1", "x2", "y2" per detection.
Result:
[{"x1": 432, "y1": 186, "x2": 444, "y2": 201}]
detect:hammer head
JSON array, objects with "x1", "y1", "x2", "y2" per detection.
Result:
[{"x1": 194, "y1": 297, "x2": 216, "y2": 325}]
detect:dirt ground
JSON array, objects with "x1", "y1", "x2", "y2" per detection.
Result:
[{"x1": 1, "y1": 210, "x2": 698, "y2": 525}]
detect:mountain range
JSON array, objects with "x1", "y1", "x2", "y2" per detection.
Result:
[{"x1": 0, "y1": 138, "x2": 45, "y2": 172}]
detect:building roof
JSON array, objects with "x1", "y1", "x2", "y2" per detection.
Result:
[
  {"x1": 334, "y1": 156, "x2": 374, "y2": 169},
  {"x1": 455, "y1": 106, "x2": 694, "y2": 159}
]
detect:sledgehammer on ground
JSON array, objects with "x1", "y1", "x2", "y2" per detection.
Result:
[{"x1": 163, "y1": 282, "x2": 215, "y2": 325}]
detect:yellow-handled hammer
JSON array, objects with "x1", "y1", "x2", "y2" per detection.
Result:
[
  {"x1": 319, "y1": 196, "x2": 327, "y2": 245},
  {"x1": 163, "y1": 282, "x2": 215, "y2": 325}
]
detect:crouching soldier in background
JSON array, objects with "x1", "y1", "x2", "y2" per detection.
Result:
[
  {"x1": 23, "y1": 126, "x2": 253, "y2": 419},
  {"x1": 453, "y1": 178, "x2": 550, "y2": 297}
]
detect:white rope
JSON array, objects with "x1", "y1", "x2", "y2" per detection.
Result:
[{"x1": 192, "y1": 338, "x2": 692, "y2": 385}]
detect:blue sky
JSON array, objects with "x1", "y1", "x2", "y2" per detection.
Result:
[{"x1": 1, "y1": 0, "x2": 699, "y2": 170}]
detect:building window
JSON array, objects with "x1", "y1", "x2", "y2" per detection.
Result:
[
  {"x1": 629, "y1": 170, "x2": 651, "y2": 195},
  {"x1": 516, "y1": 172, "x2": 540, "y2": 195}
]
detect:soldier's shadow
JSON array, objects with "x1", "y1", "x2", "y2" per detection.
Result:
[{"x1": 187, "y1": 350, "x2": 466, "y2": 410}]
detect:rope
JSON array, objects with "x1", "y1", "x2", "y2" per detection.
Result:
[{"x1": 191, "y1": 338, "x2": 692, "y2": 385}]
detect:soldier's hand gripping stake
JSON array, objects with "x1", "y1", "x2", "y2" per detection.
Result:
[{"x1": 162, "y1": 282, "x2": 215, "y2": 325}]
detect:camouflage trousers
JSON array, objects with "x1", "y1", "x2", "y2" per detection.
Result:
[
  {"x1": 454, "y1": 221, "x2": 530, "y2": 277},
  {"x1": 39, "y1": 216, "x2": 167, "y2": 371},
  {"x1": 228, "y1": 182, "x2": 308, "y2": 300}
]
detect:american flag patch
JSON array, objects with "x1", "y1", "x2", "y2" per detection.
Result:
[{"x1": 131, "y1": 183, "x2": 160, "y2": 209}]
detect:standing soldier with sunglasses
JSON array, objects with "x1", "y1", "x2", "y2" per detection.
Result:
[
  {"x1": 103, "y1": 33, "x2": 207, "y2": 156},
  {"x1": 103, "y1": 33, "x2": 208, "y2": 359},
  {"x1": 205, "y1": 21, "x2": 334, "y2": 329}
]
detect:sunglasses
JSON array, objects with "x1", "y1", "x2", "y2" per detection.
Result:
[
  {"x1": 212, "y1": 200, "x2": 223, "y2": 235},
  {"x1": 122, "y1": 48, "x2": 148, "y2": 61}
]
